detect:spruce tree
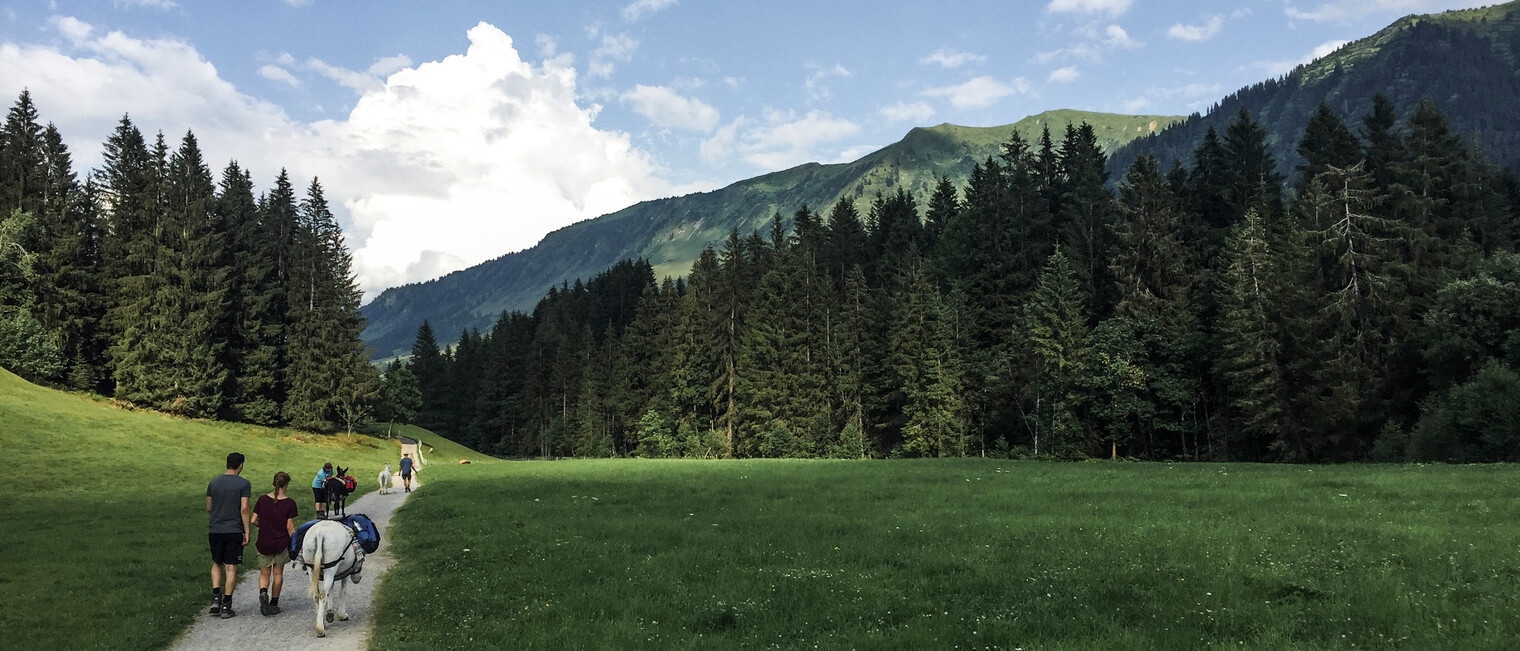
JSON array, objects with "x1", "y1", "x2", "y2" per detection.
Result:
[
  {"x1": 221, "y1": 162, "x2": 283, "y2": 424},
  {"x1": 284, "y1": 178, "x2": 373, "y2": 432},
  {"x1": 1214, "y1": 208, "x2": 1292, "y2": 459},
  {"x1": 1020, "y1": 250, "x2": 1090, "y2": 457},
  {"x1": 107, "y1": 129, "x2": 172, "y2": 406},
  {"x1": 1057, "y1": 123, "x2": 1116, "y2": 317},
  {"x1": 157, "y1": 131, "x2": 230, "y2": 417},
  {"x1": 889, "y1": 251, "x2": 964, "y2": 457},
  {"x1": 0, "y1": 91, "x2": 45, "y2": 217},
  {"x1": 34, "y1": 124, "x2": 106, "y2": 389},
  {"x1": 1296, "y1": 103, "x2": 1363, "y2": 187}
]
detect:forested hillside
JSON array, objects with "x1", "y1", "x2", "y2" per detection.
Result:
[
  {"x1": 396, "y1": 101, "x2": 1520, "y2": 463},
  {"x1": 0, "y1": 91, "x2": 377, "y2": 433},
  {"x1": 1110, "y1": 1, "x2": 1520, "y2": 182},
  {"x1": 360, "y1": 111, "x2": 1179, "y2": 360}
]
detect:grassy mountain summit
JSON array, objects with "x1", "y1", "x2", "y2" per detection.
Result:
[
  {"x1": 360, "y1": 110, "x2": 1178, "y2": 359},
  {"x1": 1109, "y1": 0, "x2": 1520, "y2": 181}
]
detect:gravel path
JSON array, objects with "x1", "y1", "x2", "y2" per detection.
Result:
[{"x1": 170, "y1": 476, "x2": 421, "y2": 651}]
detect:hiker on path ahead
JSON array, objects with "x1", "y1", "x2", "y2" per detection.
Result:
[
  {"x1": 311, "y1": 463, "x2": 333, "y2": 518},
  {"x1": 207, "y1": 452, "x2": 251, "y2": 619},
  {"x1": 399, "y1": 453, "x2": 415, "y2": 493},
  {"x1": 251, "y1": 471, "x2": 298, "y2": 616}
]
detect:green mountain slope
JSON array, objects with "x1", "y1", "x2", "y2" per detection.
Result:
[
  {"x1": 1109, "y1": 0, "x2": 1520, "y2": 182},
  {"x1": 360, "y1": 110, "x2": 1178, "y2": 358}
]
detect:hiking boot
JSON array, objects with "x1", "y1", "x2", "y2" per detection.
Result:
[
  {"x1": 259, "y1": 593, "x2": 271, "y2": 616},
  {"x1": 269, "y1": 603, "x2": 282, "y2": 615},
  {"x1": 209, "y1": 599, "x2": 221, "y2": 615},
  {"x1": 220, "y1": 600, "x2": 236, "y2": 619}
]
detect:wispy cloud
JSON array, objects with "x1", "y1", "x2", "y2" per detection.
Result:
[
  {"x1": 620, "y1": 84, "x2": 719, "y2": 132},
  {"x1": 920, "y1": 48, "x2": 986, "y2": 68},
  {"x1": 1036, "y1": 23, "x2": 1140, "y2": 64},
  {"x1": 1247, "y1": 39, "x2": 1349, "y2": 77},
  {"x1": 1103, "y1": 25, "x2": 1141, "y2": 49},
  {"x1": 367, "y1": 54, "x2": 413, "y2": 78},
  {"x1": 622, "y1": 0, "x2": 678, "y2": 21},
  {"x1": 804, "y1": 63, "x2": 851, "y2": 101},
  {"x1": 1285, "y1": 0, "x2": 1490, "y2": 22},
  {"x1": 307, "y1": 57, "x2": 382, "y2": 94},
  {"x1": 922, "y1": 75, "x2": 1028, "y2": 109},
  {"x1": 880, "y1": 101, "x2": 935, "y2": 123},
  {"x1": 590, "y1": 33, "x2": 638, "y2": 78},
  {"x1": 113, "y1": 0, "x2": 177, "y2": 9},
  {"x1": 700, "y1": 110, "x2": 862, "y2": 170},
  {"x1": 1048, "y1": 66, "x2": 1080, "y2": 83},
  {"x1": 1046, "y1": 0, "x2": 1132, "y2": 17},
  {"x1": 258, "y1": 64, "x2": 300, "y2": 87},
  {"x1": 1168, "y1": 15, "x2": 1224, "y2": 41}
]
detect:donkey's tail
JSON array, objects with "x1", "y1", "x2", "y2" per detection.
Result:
[{"x1": 308, "y1": 537, "x2": 325, "y2": 601}]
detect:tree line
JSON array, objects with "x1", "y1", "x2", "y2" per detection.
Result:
[
  {"x1": 399, "y1": 94, "x2": 1520, "y2": 463},
  {"x1": 0, "y1": 91, "x2": 376, "y2": 433}
]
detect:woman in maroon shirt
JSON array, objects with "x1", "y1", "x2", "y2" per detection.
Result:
[{"x1": 250, "y1": 471, "x2": 298, "y2": 616}]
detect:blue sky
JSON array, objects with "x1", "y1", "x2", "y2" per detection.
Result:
[{"x1": 0, "y1": 0, "x2": 1494, "y2": 297}]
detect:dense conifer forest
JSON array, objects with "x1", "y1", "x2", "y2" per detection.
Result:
[
  {"x1": 398, "y1": 95, "x2": 1520, "y2": 463},
  {"x1": 0, "y1": 91, "x2": 376, "y2": 433}
]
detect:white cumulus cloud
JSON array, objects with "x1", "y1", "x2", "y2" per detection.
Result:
[
  {"x1": 2, "y1": 18, "x2": 669, "y2": 299},
  {"x1": 1046, "y1": 0, "x2": 1132, "y2": 17},
  {"x1": 922, "y1": 76, "x2": 1028, "y2": 109},
  {"x1": 1168, "y1": 16, "x2": 1224, "y2": 41},
  {"x1": 620, "y1": 84, "x2": 719, "y2": 132}
]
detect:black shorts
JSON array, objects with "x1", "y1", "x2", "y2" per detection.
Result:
[
  {"x1": 209, "y1": 532, "x2": 244, "y2": 565},
  {"x1": 313, "y1": 487, "x2": 326, "y2": 503},
  {"x1": 401, "y1": 472, "x2": 412, "y2": 480}
]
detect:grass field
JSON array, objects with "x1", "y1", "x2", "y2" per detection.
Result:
[
  {"x1": 0, "y1": 367, "x2": 435, "y2": 650},
  {"x1": 375, "y1": 459, "x2": 1520, "y2": 650}
]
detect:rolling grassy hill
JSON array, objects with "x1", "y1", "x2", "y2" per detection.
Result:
[
  {"x1": 359, "y1": 110, "x2": 1179, "y2": 359},
  {"x1": 0, "y1": 366, "x2": 470, "y2": 650},
  {"x1": 1109, "y1": 0, "x2": 1520, "y2": 183}
]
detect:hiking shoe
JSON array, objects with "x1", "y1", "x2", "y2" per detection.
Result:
[
  {"x1": 269, "y1": 603, "x2": 282, "y2": 615},
  {"x1": 221, "y1": 603, "x2": 236, "y2": 619},
  {"x1": 259, "y1": 593, "x2": 271, "y2": 616},
  {"x1": 209, "y1": 601, "x2": 221, "y2": 615}
]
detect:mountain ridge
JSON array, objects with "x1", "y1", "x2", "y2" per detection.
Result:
[
  {"x1": 360, "y1": 109, "x2": 1179, "y2": 358},
  {"x1": 1108, "y1": 0, "x2": 1520, "y2": 181}
]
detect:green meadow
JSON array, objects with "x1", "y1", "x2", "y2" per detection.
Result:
[
  {"x1": 5, "y1": 365, "x2": 1520, "y2": 650},
  {"x1": 0, "y1": 367, "x2": 457, "y2": 650},
  {"x1": 376, "y1": 459, "x2": 1520, "y2": 650}
]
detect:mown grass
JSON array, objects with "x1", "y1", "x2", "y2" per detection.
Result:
[
  {"x1": 0, "y1": 368, "x2": 434, "y2": 650},
  {"x1": 374, "y1": 459, "x2": 1520, "y2": 650}
]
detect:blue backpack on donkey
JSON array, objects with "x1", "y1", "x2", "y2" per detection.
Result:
[{"x1": 292, "y1": 514, "x2": 380, "y2": 560}]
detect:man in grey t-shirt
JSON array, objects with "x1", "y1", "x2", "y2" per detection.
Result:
[{"x1": 206, "y1": 452, "x2": 251, "y2": 618}]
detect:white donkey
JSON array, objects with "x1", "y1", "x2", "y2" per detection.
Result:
[
  {"x1": 378, "y1": 464, "x2": 392, "y2": 495},
  {"x1": 303, "y1": 519, "x2": 365, "y2": 637}
]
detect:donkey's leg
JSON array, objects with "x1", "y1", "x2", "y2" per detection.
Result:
[
  {"x1": 336, "y1": 577, "x2": 349, "y2": 621},
  {"x1": 314, "y1": 580, "x2": 327, "y2": 637}
]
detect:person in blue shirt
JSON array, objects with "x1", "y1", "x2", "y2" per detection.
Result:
[
  {"x1": 399, "y1": 453, "x2": 416, "y2": 493},
  {"x1": 311, "y1": 462, "x2": 333, "y2": 518}
]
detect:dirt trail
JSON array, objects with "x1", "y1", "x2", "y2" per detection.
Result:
[{"x1": 170, "y1": 475, "x2": 421, "y2": 651}]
